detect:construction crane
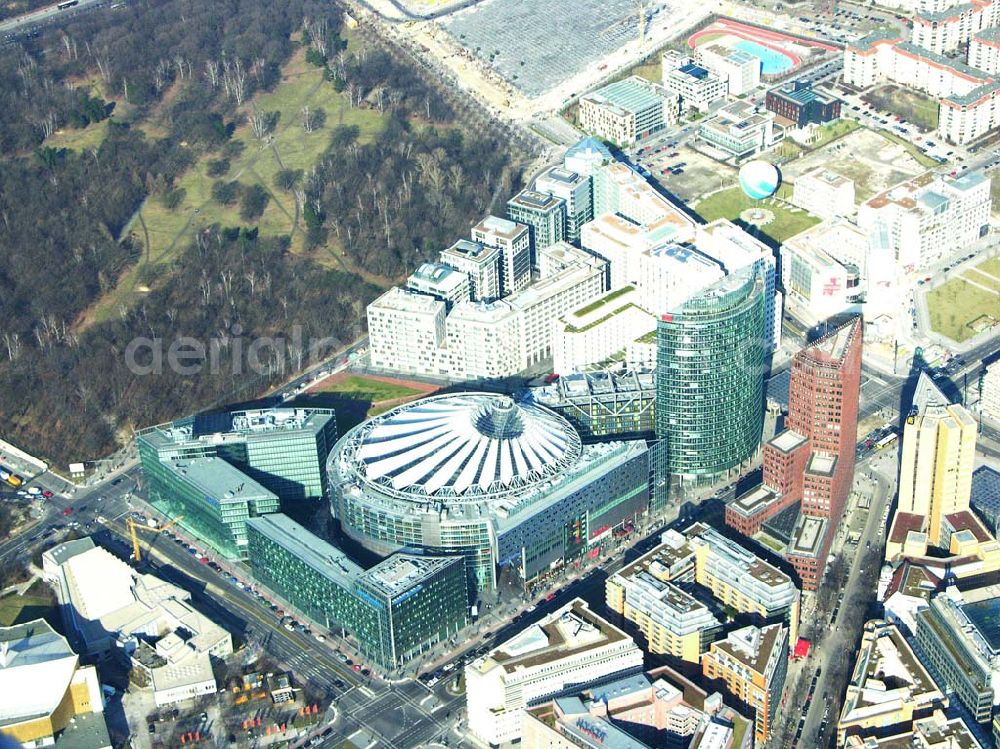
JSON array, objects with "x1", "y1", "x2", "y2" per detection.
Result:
[{"x1": 126, "y1": 515, "x2": 183, "y2": 563}]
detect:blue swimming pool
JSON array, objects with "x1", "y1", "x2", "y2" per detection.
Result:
[{"x1": 732, "y1": 39, "x2": 794, "y2": 75}]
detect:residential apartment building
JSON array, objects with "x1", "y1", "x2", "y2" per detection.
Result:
[
  {"x1": 439, "y1": 238, "x2": 502, "y2": 302},
  {"x1": 791, "y1": 167, "x2": 856, "y2": 219},
  {"x1": 246, "y1": 513, "x2": 468, "y2": 670},
  {"x1": 466, "y1": 599, "x2": 644, "y2": 746},
  {"x1": 699, "y1": 100, "x2": 779, "y2": 160},
  {"x1": 857, "y1": 171, "x2": 991, "y2": 273},
  {"x1": 506, "y1": 188, "x2": 566, "y2": 258},
  {"x1": 367, "y1": 247, "x2": 606, "y2": 380},
  {"x1": 911, "y1": 1, "x2": 1000, "y2": 55},
  {"x1": 969, "y1": 27, "x2": 1000, "y2": 74},
  {"x1": 607, "y1": 524, "x2": 799, "y2": 663},
  {"x1": 552, "y1": 285, "x2": 657, "y2": 375},
  {"x1": 696, "y1": 43, "x2": 762, "y2": 95},
  {"x1": 471, "y1": 215, "x2": 532, "y2": 295},
  {"x1": 914, "y1": 585, "x2": 1000, "y2": 724},
  {"x1": 1, "y1": 618, "x2": 111, "y2": 749},
  {"x1": 661, "y1": 51, "x2": 728, "y2": 112},
  {"x1": 534, "y1": 166, "x2": 593, "y2": 243},
  {"x1": 701, "y1": 624, "x2": 788, "y2": 745},
  {"x1": 843, "y1": 713, "x2": 986, "y2": 749},
  {"x1": 765, "y1": 80, "x2": 841, "y2": 127},
  {"x1": 838, "y1": 621, "x2": 947, "y2": 746},
  {"x1": 843, "y1": 29, "x2": 1000, "y2": 144},
  {"x1": 405, "y1": 261, "x2": 470, "y2": 309},
  {"x1": 579, "y1": 76, "x2": 679, "y2": 146},
  {"x1": 893, "y1": 373, "x2": 977, "y2": 550}
]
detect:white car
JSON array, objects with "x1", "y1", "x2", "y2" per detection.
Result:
[{"x1": 26, "y1": 487, "x2": 41, "y2": 496}]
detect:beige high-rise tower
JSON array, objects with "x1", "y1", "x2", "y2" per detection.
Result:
[{"x1": 897, "y1": 373, "x2": 977, "y2": 546}]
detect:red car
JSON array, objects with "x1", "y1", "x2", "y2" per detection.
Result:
[
  {"x1": 352, "y1": 664, "x2": 361, "y2": 672},
  {"x1": 42, "y1": 490, "x2": 53, "y2": 498},
  {"x1": 62, "y1": 507, "x2": 73, "y2": 516},
  {"x1": 199, "y1": 556, "x2": 210, "y2": 564}
]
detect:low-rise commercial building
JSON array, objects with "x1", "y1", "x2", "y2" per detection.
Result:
[
  {"x1": 791, "y1": 167, "x2": 856, "y2": 219},
  {"x1": 466, "y1": 599, "x2": 644, "y2": 746},
  {"x1": 662, "y1": 52, "x2": 728, "y2": 112},
  {"x1": 701, "y1": 624, "x2": 788, "y2": 745},
  {"x1": 0, "y1": 618, "x2": 111, "y2": 749},
  {"x1": 838, "y1": 621, "x2": 947, "y2": 747},
  {"x1": 842, "y1": 711, "x2": 985, "y2": 748},
  {"x1": 579, "y1": 76, "x2": 679, "y2": 146},
  {"x1": 698, "y1": 101, "x2": 779, "y2": 160},
  {"x1": 765, "y1": 81, "x2": 841, "y2": 128},
  {"x1": 246, "y1": 513, "x2": 468, "y2": 670},
  {"x1": 42, "y1": 537, "x2": 233, "y2": 708},
  {"x1": 522, "y1": 666, "x2": 755, "y2": 749}
]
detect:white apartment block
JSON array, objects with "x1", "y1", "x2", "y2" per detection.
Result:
[
  {"x1": 696, "y1": 43, "x2": 762, "y2": 96},
  {"x1": 791, "y1": 167, "x2": 856, "y2": 219},
  {"x1": 843, "y1": 30, "x2": 1000, "y2": 144},
  {"x1": 911, "y1": 0, "x2": 1000, "y2": 55},
  {"x1": 471, "y1": 215, "x2": 532, "y2": 296},
  {"x1": 367, "y1": 252, "x2": 606, "y2": 380},
  {"x1": 980, "y1": 360, "x2": 1000, "y2": 421},
  {"x1": 662, "y1": 51, "x2": 728, "y2": 112},
  {"x1": 440, "y1": 238, "x2": 502, "y2": 302},
  {"x1": 579, "y1": 76, "x2": 679, "y2": 146},
  {"x1": 368, "y1": 287, "x2": 447, "y2": 375},
  {"x1": 857, "y1": 171, "x2": 991, "y2": 273},
  {"x1": 406, "y1": 261, "x2": 470, "y2": 308},
  {"x1": 465, "y1": 599, "x2": 644, "y2": 747},
  {"x1": 970, "y1": 27, "x2": 1000, "y2": 73},
  {"x1": 552, "y1": 286, "x2": 657, "y2": 374}
]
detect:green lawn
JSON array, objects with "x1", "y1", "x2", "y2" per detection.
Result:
[
  {"x1": 693, "y1": 186, "x2": 820, "y2": 245},
  {"x1": 926, "y1": 270, "x2": 1000, "y2": 342},
  {"x1": 86, "y1": 48, "x2": 387, "y2": 328},
  {"x1": 46, "y1": 120, "x2": 110, "y2": 152},
  {"x1": 0, "y1": 582, "x2": 57, "y2": 627},
  {"x1": 319, "y1": 375, "x2": 425, "y2": 403},
  {"x1": 976, "y1": 256, "x2": 1000, "y2": 278},
  {"x1": 806, "y1": 119, "x2": 860, "y2": 150}
]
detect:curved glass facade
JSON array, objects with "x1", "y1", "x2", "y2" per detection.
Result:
[{"x1": 655, "y1": 266, "x2": 766, "y2": 483}]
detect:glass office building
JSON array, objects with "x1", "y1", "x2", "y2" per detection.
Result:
[
  {"x1": 140, "y1": 455, "x2": 278, "y2": 559},
  {"x1": 139, "y1": 406, "x2": 336, "y2": 558},
  {"x1": 246, "y1": 513, "x2": 469, "y2": 669},
  {"x1": 655, "y1": 266, "x2": 766, "y2": 492},
  {"x1": 531, "y1": 370, "x2": 655, "y2": 442}
]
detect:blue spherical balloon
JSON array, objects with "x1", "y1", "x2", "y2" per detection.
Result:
[{"x1": 739, "y1": 160, "x2": 780, "y2": 200}]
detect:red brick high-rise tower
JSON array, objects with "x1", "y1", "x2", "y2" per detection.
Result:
[{"x1": 726, "y1": 317, "x2": 862, "y2": 590}]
